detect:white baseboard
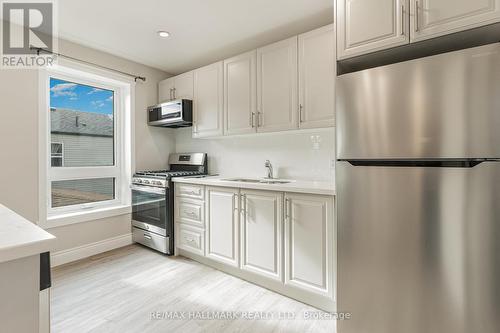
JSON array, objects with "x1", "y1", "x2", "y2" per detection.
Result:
[{"x1": 51, "y1": 233, "x2": 132, "y2": 267}]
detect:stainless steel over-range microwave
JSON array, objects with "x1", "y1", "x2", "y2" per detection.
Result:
[{"x1": 148, "y1": 99, "x2": 193, "y2": 128}]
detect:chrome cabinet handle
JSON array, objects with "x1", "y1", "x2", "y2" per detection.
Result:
[
  {"x1": 415, "y1": 0, "x2": 419, "y2": 32},
  {"x1": 144, "y1": 234, "x2": 152, "y2": 240},
  {"x1": 299, "y1": 104, "x2": 304, "y2": 122},
  {"x1": 251, "y1": 112, "x2": 256, "y2": 127},
  {"x1": 257, "y1": 111, "x2": 262, "y2": 127},
  {"x1": 285, "y1": 197, "x2": 291, "y2": 223},
  {"x1": 184, "y1": 210, "x2": 196, "y2": 216},
  {"x1": 243, "y1": 194, "x2": 247, "y2": 215},
  {"x1": 173, "y1": 88, "x2": 176, "y2": 100},
  {"x1": 233, "y1": 193, "x2": 239, "y2": 212},
  {"x1": 185, "y1": 237, "x2": 195, "y2": 243},
  {"x1": 401, "y1": 3, "x2": 404, "y2": 36}
]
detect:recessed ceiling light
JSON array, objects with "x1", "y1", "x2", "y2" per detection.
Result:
[{"x1": 158, "y1": 31, "x2": 170, "y2": 38}]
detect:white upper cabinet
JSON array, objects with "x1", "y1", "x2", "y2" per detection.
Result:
[
  {"x1": 158, "y1": 72, "x2": 193, "y2": 102},
  {"x1": 206, "y1": 187, "x2": 239, "y2": 267},
  {"x1": 410, "y1": 0, "x2": 500, "y2": 42},
  {"x1": 284, "y1": 193, "x2": 334, "y2": 298},
  {"x1": 193, "y1": 61, "x2": 224, "y2": 138},
  {"x1": 240, "y1": 189, "x2": 282, "y2": 281},
  {"x1": 173, "y1": 71, "x2": 194, "y2": 100},
  {"x1": 158, "y1": 77, "x2": 174, "y2": 102},
  {"x1": 298, "y1": 24, "x2": 336, "y2": 129},
  {"x1": 257, "y1": 37, "x2": 299, "y2": 133},
  {"x1": 224, "y1": 50, "x2": 257, "y2": 135},
  {"x1": 337, "y1": 0, "x2": 409, "y2": 59}
]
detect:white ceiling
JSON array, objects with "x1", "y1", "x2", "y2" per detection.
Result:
[{"x1": 58, "y1": 0, "x2": 334, "y2": 74}]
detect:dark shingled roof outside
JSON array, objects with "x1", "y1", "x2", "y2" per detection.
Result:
[{"x1": 50, "y1": 108, "x2": 113, "y2": 137}]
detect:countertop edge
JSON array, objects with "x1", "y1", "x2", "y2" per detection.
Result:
[
  {"x1": 172, "y1": 177, "x2": 336, "y2": 196},
  {"x1": 0, "y1": 204, "x2": 57, "y2": 264},
  {"x1": 0, "y1": 237, "x2": 56, "y2": 264}
]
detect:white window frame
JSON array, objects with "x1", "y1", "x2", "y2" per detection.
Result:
[
  {"x1": 38, "y1": 60, "x2": 134, "y2": 228},
  {"x1": 50, "y1": 142, "x2": 64, "y2": 167}
]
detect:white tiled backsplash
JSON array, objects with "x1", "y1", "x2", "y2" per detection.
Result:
[{"x1": 174, "y1": 128, "x2": 335, "y2": 182}]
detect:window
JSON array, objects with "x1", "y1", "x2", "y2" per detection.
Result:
[
  {"x1": 51, "y1": 142, "x2": 63, "y2": 167},
  {"x1": 40, "y1": 63, "x2": 132, "y2": 225}
]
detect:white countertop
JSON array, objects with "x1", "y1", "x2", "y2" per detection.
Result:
[
  {"x1": 0, "y1": 204, "x2": 56, "y2": 264},
  {"x1": 173, "y1": 176, "x2": 335, "y2": 196}
]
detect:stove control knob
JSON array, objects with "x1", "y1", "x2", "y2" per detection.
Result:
[
  {"x1": 143, "y1": 180, "x2": 150, "y2": 184},
  {"x1": 135, "y1": 179, "x2": 142, "y2": 184},
  {"x1": 155, "y1": 181, "x2": 163, "y2": 186}
]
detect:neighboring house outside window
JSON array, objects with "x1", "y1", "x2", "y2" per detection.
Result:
[{"x1": 50, "y1": 107, "x2": 115, "y2": 208}]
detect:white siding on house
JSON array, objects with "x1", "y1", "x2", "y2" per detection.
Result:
[
  {"x1": 50, "y1": 133, "x2": 115, "y2": 207},
  {"x1": 51, "y1": 133, "x2": 113, "y2": 167}
]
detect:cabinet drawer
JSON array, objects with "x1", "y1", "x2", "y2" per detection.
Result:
[
  {"x1": 176, "y1": 199, "x2": 204, "y2": 228},
  {"x1": 176, "y1": 224, "x2": 205, "y2": 256},
  {"x1": 176, "y1": 184, "x2": 205, "y2": 200}
]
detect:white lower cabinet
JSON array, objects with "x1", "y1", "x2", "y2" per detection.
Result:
[
  {"x1": 175, "y1": 199, "x2": 204, "y2": 228},
  {"x1": 176, "y1": 224, "x2": 205, "y2": 256},
  {"x1": 174, "y1": 182, "x2": 335, "y2": 310},
  {"x1": 284, "y1": 193, "x2": 334, "y2": 298},
  {"x1": 240, "y1": 189, "x2": 282, "y2": 281},
  {"x1": 206, "y1": 187, "x2": 240, "y2": 267}
]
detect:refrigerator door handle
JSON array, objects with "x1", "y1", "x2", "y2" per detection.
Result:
[{"x1": 338, "y1": 159, "x2": 496, "y2": 168}]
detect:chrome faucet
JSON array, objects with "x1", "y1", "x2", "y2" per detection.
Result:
[{"x1": 264, "y1": 160, "x2": 274, "y2": 179}]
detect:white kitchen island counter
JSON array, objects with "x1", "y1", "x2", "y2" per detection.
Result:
[
  {"x1": 0, "y1": 204, "x2": 56, "y2": 264},
  {"x1": 0, "y1": 204, "x2": 56, "y2": 333},
  {"x1": 172, "y1": 176, "x2": 335, "y2": 196}
]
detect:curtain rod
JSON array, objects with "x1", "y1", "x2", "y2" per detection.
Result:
[{"x1": 30, "y1": 47, "x2": 146, "y2": 82}]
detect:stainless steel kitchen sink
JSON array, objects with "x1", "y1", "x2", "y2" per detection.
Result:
[
  {"x1": 258, "y1": 180, "x2": 291, "y2": 184},
  {"x1": 223, "y1": 178, "x2": 291, "y2": 184},
  {"x1": 223, "y1": 178, "x2": 261, "y2": 183}
]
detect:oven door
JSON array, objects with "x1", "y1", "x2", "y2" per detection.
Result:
[{"x1": 131, "y1": 184, "x2": 168, "y2": 236}]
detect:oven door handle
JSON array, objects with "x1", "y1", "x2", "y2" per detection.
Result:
[{"x1": 130, "y1": 184, "x2": 166, "y2": 195}]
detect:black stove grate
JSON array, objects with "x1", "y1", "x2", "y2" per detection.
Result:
[{"x1": 133, "y1": 170, "x2": 205, "y2": 179}]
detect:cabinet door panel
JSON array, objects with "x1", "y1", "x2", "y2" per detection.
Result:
[
  {"x1": 206, "y1": 187, "x2": 239, "y2": 266},
  {"x1": 285, "y1": 193, "x2": 333, "y2": 297},
  {"x1": 257, "y1": 37, "x2": 298, "y2": 132},
  {"x1": 158, "y1": 77, "x2": 174, "y2": 102},
  {"x1": 298, "y1": 24, "x2": 336, "y2": 129},
  {"x1": 241, "y1": 190, "x2": 282, "y2": 280},
  {"x1": 224, "y1": 51, "x2": 257, "y2": 135},
  {"x1": 193, "y1": 62, "x2": 224, "y2": 138},
  {"x1": 174, "y1": 71, "x2": 194, "y2": 100},
  {"x1": 337, "y1": 0, "x2": 409, "y2": 59},
  {"x1": 411, "y1": 0, "x2": 500, "y2": 42}
]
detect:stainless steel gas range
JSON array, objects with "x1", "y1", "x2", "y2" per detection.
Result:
[{"x1": 131, "y1": 153, "x2": 207, "y2": 254}]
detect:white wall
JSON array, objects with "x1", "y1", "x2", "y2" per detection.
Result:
[
  {"x1": 0, "y1": 38, "x2": 174, "y2": 252},
  {"x1": 175, "y1": 127, "x2": 335, "y2": 182}
]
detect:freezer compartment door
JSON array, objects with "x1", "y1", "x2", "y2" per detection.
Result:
[
  {"x1": 337, "y1": 161, "x2": 500, "y2": 333},
  {"x1": 336, "y1": 43, "x2": 500, "y2": 159}
]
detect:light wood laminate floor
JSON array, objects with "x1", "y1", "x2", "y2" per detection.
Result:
[{"x1": 51, "y1": 245, "x2": 335, "y2": 333}]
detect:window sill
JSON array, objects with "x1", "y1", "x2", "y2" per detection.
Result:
[{"x1": 41, "y1": 205, "x2": 131, "y2": 229}]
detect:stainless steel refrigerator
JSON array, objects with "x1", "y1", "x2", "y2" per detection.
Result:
[{"x1": 336, "y1": 43, "x2": 500, "y2": 333}]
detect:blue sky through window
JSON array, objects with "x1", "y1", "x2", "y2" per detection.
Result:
[{"x1": 50, "y1": 78, "x2": 114, "y2": 115}]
